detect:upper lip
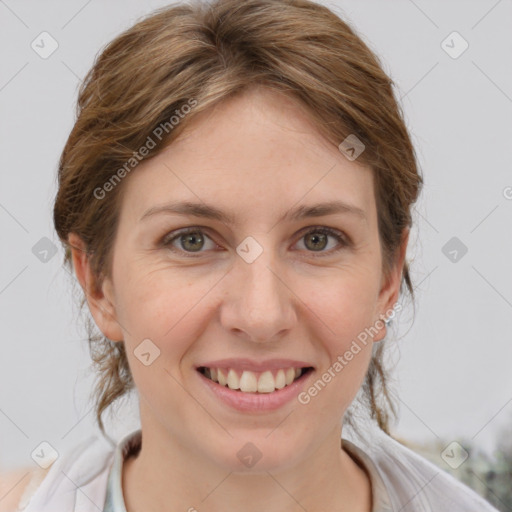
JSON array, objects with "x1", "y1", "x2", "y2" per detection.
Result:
[{"x1": 196, "y1": 358, "x2": 315, "y2": 372}]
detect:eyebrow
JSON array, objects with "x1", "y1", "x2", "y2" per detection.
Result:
[{"x1": 140, "y1": 199, "x2": 367, "y2": 224}]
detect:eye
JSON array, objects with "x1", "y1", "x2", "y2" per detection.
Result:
[
  {"x1": 161, "y1": 225, "x2": 349, "y2": 258},
  {"x1": 161, "y1": 227, "x2": 218, "y2": 256},
  {"x1": 294, "y1": 226, "x2": 349, "y2": 257}
]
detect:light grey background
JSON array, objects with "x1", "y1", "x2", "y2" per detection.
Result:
[{"x1": 1, "y1": 0, "x2": 511, "y2": 471}]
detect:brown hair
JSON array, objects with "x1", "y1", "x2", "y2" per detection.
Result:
[{"x1": 53, "y1": 0, "x2": 423, "y2": 437}]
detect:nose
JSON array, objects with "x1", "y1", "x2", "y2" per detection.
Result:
[{"x1": 219, "y1": 251, "x2": 297, "y2": 344}]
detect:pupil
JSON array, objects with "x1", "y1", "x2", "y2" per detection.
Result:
[
  {"x1": 183, "y1": 232, "x2": 203, "y2": 251},
  {"x1": 306, "y1": 232, "x2": 327, "y2": 251}
]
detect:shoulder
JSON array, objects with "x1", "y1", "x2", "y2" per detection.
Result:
[
  {"x1": 373, "y1": 432, "x2": 499, "y2": 511},
  {"x1": 0, "y1": 433, "x2": 117, "y2": 512},
  {"x1": 343, "y1": 422, "x2": 499, "y2": 512},
  {"x1": 0, "y1": 466, "x2": 51, "y2": 512}
]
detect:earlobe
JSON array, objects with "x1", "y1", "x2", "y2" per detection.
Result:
[{"x1": 68, "y1": 233, "x2": 124, "y2": 342}]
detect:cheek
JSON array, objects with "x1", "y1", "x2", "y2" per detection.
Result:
[
  {"x1": 113, "y1": 260, "x2": 218, "y2": 353},
  {"x1": 112, "y1": 268, "x2": 213, "y2": 410},
  {"x1": 295, "y1": 270, "x2": 378, "y2": 400},
  {"x1": 300, "y1": 267, "x2": 380, "y2": 343}
]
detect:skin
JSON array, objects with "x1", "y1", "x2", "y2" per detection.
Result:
[{"x1": 70, "y1": 85, "x2": 409, "y2": 512}]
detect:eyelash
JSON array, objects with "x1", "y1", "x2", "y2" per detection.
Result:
[{"x1": 160, "y1": 226, "x2": 350, "y2": 258}]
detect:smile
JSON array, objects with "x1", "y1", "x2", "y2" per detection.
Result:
[{"x1": 198, "y1": 366, "x2": 313, "y2": 393}]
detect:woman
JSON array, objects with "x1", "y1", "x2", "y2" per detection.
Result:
[{"x1": 4, "y1": 0, "x2": 499, "y2": 510}]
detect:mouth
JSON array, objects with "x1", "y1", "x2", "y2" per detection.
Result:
[{"x1": 197, "y1": 366, "x2": 314, "y2": 394}]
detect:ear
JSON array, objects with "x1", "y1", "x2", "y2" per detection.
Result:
[
  {"x1": 373, "y1": 227, "x2": 410, "y2": 342},
  {"x1": 68, "y1": 232, "x2": 124, "y2": 342}
]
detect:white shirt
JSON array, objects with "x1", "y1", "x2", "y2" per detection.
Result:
[{"x1": 20, "y1": 421, "x2": 499, "y2": 512}]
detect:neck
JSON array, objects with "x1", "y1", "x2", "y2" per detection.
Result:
[{"x1": 122, "y1": 423, "x2": 372, "y2": 512}]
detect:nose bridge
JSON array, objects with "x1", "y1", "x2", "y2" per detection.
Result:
[
  {"x1": 221, "y1": 241, "x2": 295, "y2": 342},
  {"x1": 244, "y1": 254, "x2": 283, "y2": 310}
]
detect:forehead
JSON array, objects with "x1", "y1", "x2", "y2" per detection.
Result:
[{"x1": 119, "y1": 86, "x2": 376, "y2": 226}]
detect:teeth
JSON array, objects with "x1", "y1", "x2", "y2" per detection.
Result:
[
  {"x1": 257, "y1": 370, "x2": 275, "y2": 393},
  {"x1": 275, "y1": 369, "x2": 286, "y2": 389},
  {"x1": 202, "y1": 366, "x2": 307, "y2": 393},
  {"x1": 227, "y1": 369, "x2": 239, "y2": 390},
  {"x1": 240, "y1": 370, "x2": 258, "y2": 392},
  {"x1": 217, "y1": 368, "x2": 227, "y2": 386}
]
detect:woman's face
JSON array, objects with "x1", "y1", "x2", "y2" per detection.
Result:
[{"x1": 85, "y1": 86, "x2": 405, "y2": 472}]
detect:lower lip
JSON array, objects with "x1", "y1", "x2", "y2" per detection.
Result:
[{"x1": 197, "y1": 369, "x2": 313, "y2": 412}]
